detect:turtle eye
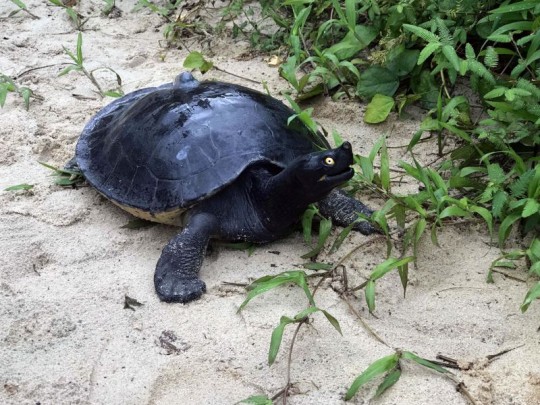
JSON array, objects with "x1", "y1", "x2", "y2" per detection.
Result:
[{"x1": 324, "y1": 157, "x2": 335, "y2": 166}]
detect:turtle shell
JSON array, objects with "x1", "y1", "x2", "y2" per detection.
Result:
[{"x1": 76, "y1": 73, "x2": 329, "y2": 216}]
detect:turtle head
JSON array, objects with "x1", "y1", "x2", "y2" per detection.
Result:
[
  {"x1": 290, "y1": 141, "x2": 355, "y2": 202},
  {"x1": 257, "y1": 142, "x2": 356, "y2": 235}
]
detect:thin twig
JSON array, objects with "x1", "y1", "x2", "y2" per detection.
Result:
[
  {"x1": 15, "y1": 63, "x2": 71, "y2": 79},
  {"x1": 340, "y1": 293, "x2": 390, "y2": 347},
  {"x1": 214, "y1": 65, "x2": 261, "y2": 84},
  {"x1": 426, "y1": 359, "x2": 462, "y2": 369},
  {"x1": 282, "y1": 321, "x2": 306, "y2": 404},
  {"x1": 490, "y1": 268, "x2": 527, "y2": 282},
  {"x1": 333, "y1": 235, "x2": 387, "y2": 269},
  {"x1": 455, "y1": 381, "x2": 479, "y2": 405},
  {"x1": 486, "y1": 344, "x2": 524, "y2": 362}
]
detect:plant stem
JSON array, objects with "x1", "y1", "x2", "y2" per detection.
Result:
[{"x1": 82, "y1": 67, "x2": 104, "y2": 97}]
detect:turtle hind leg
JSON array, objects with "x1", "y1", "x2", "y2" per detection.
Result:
[
  {"x1": 318, "y1": 189, "x2": 379, "y2": 235},
  {"x1": 154, "y1": 212, "x2": 218, "y2": 303}
]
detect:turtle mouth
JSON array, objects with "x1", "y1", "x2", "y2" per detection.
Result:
[{"x1": 318, "y1": 167, "x2": 354, "y2": 183}]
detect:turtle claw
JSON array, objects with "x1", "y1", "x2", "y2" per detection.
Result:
[{"x1": 155, "y1": 272, "x2": 206, "y2": 303}]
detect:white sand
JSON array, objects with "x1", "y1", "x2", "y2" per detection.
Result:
[{"x1": 1, "y1": 1, "x2": 539, "y2": 404}]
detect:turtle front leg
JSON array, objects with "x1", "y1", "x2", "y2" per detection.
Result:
[
  {"x1": 154, "y1": 212, "x2": 218, "y2": 303},
  {"x1": 318, "y1": 189, "x2": 378, "y2": 235}
]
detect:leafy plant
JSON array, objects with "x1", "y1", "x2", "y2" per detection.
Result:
[
  {"x1": 7, "y1": 0, "x2": 39, "y2": 19},
  {"x1": 262, "y1": 0, "x2": 540, "y2": 311},
  {"x1": 345, "y1": 350, "x2": 451, "y2": 401},
  {"x1": 48, "y1": 0, "x2": 88, "y2": 30},
  {"x1": 218, "y1": 0, "x2": 287, "y2": 52},
  {"x1": 134, "y1": 0, "x2": 211, "y2": 46},
  {"x1": 60, "y1": 32, "x2": 123, "y2": 98},
  {"x1": 39, "y1": 161, "x2": 85, "y2": 187},
  {"x1": 183, "y1": 51, "x2": 214, "y2": 74},
  {"x1": 101, "y1": 0, "x2": 117, "y2": 16},
  {"x1": 4, "y1": 183, "x2": 34, "y2": 191},
  {"x1": 0, "y1": 74, "x2": 35, "y2": 110}
]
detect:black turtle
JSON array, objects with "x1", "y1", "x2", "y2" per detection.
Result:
[{"x1": 75, "y1": 72, "x2": 376, "y2": 303}]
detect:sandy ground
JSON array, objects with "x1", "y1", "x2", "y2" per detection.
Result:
[{"x1": 1, "y1": 1, "x2": 539, "y2": 404}]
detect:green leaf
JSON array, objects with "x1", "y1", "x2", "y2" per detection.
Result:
[
  {"x1": 401, "y1": 351, "x2": 450, "y2": 374},
  {"x1": 76, "y1": 32, "x2": 83, "y2": 65},
  {"x1": 416, "y1": 42, "x2": 442, "y2": 65},
  {"x1": 489, "y1": 1, "x2": 537, "y2": 14},
  {"x1": 329, "y1": 222, "x2": 354, "y2": 254},
  {"x1": 183, "y1": 51, "x2": 214, "y2": 73},
  {"x1": 522, "y1": 199, "x2": 540, "y2": 218},
  {"x1": 345, "y1": 0, "x2": 356, "y2": 29},
  {"x1": 330, "y1": 0, "x2": 347, "y2": 23},
  {"x1": 279, "y1": 56, "x2": 299, "y2": 89},
  {"x1": 487, "y1": 164, "x2": 505, "y2": 184},
  {"x1": 332, "y1": 129, "x2": 344, "y2": 147},
  {"x1": 371, "y1": 257, "x2": 414, "y2": 281},
  {"x1": 301, "y1": 217, "x2": 332, "y2": 259},
  {"x1": 269, "y1": 307, "x2": 319, "y2": 365},
  {"x1": 365, "y1": 279, "x2": 375, "y2": 313},
  {"x1": 441, "y1": 95, "x2": 468, "y2": 122},
  {"x1": 369, "y1": 135, "x2": 385, "y2": 162},
  {"x1": 0, "y1": 84, "x2": 9, "y2": 107},
  {"x1": 326, "y1": 25, "x2": 377, "y2": 60},
  {"x1": 413, "y1": 217, "x2": 427, "y2": 261},
  {"x1": 470, "y1": 206, "x2": 493, "y2": 237},
  {"x1": 431, "y1": 223, "x2": 440, "y2": 247},
  {"x1": 438, "y1": 206, "x2": 469, "y2": 219},
  {"x1": 19, "y1": 87, "x2": 32, "y2": 110},
  {"x1": 291, "y1": 6, "x2": 311, "y2": 35},
  {"x1": 345, "y1": 354, "x2": 400, "y2": 400},
  {"x1": 411, "y1": 69, "x2": 439, "y2": 107},
  {"x1": 374, "y1": 368, "x2": 401, "y2": 398},
  {"x1": 302, "y1": 206, "x2": 317, "y2": 245},
  {"x1": 238, "y1": 271, "x2": 314, "y2": 311},
  {"x1": 403, "y1": 24, "x2": 440, "y2": 43},
  {"x1": 442, "y1": 45, "x2": 461, "y2": 72},
  {"x1": 237, "y1": 395, "x2": 273, "y2": 405},
  {"x1": 321, "y1": 309, "x2": 343, "y2": 335},
  {"x1": 364, "y1": 94, "x2": 395, "y2": 124},
  {"x1": 528, "y1": 238, "x2": 540, "y2": 262},
  {"x1": 398, "y1": 262, "x2": 409, "y2": 297},
  {"x1": 499, "y1": 212, "x2": 522, "y2": 247},
  {"x1": 489, "y1": 22, "x2": 534, "y2": 41},
  {"x1": 465, "y1": 43, "x2": 476, "y2": 60},
  {"x1": 386, "y1": 48, "x2": 419, "y2": 77},
  {"x1": 521, "y1": 281, "x2": 540, "y2": 312},
  {"x1": 268, "y1": 316, "x2": 293, "y2": 365},
  {"x1": 359, "y1": 156, "x2": 374, "y2": 182},
  {"x1": 484, "y1": 87, "x2": 506, "y2": 99},
  {"x1": 4, "y1": 183, "x2": 34, "y2": 191},
  {"x1": 102, "y1": 90, "x2": 122, "y2": 98},
  {"x1": 58, "y1": 64, "x2": 82, "y2": 76},
  {"x1": 10, "y1": 0, "x2": 27, "y2": 9},
  {"x1": 529, "y1": 261, "x2": 540, "y2": 277},
  {"x1": 357, "y1": 67, "x2": 399, "y2": 98}
]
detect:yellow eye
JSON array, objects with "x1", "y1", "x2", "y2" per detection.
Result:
[{"x1": 324, "y1": 157, "x2": 335, "y2": 166}]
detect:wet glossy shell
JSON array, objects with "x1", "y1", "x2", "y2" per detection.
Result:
[{"x1": 76, "y1": 74, "x2": 328, "y2": 216}]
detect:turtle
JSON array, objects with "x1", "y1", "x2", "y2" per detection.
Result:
[{"x1": 74, "y1": 72, "x2": 376, "y2": 303}]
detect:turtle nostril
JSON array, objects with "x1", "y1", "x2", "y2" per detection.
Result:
[{"x1": 342, "y1": 141, "x2": 351, "y2": 150}]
